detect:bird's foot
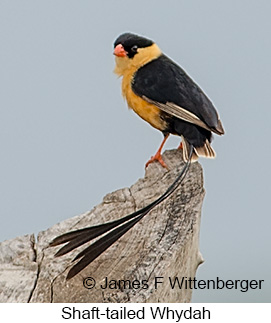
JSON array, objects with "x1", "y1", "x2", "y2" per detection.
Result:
[{"x1": 145, "y1": 152, "x2": 168, "y2": 169}]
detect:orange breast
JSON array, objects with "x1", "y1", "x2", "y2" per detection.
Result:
[{"x1": 121, "y1": 73, "x2": 167, "y2": 132}]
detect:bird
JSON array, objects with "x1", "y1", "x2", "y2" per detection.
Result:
[
  {"x1": 113, "y1": 33, "x2": 224, "y2": 167},
  {"x1": 50, "y1": 32, "x2": 224, "y2": 280}
]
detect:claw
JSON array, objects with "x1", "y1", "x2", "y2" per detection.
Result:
[
  {"x1": 145, "y1": 134, "x2": 169, "y2": 169},
  {"x1": 145, "y1": 152, "x2": 168, "y2": 169}
]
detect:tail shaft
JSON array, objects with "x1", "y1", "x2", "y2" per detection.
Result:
[{"x1": 50, "y1": 147, "x2": 193, "y2": 280}]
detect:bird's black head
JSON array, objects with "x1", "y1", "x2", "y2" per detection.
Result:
[{"x1": 114, "y1": 33, "x2": 154, "y2": 58}]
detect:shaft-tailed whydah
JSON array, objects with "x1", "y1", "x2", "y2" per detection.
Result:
[{"x1": 50, "y1": 33, "x2": 224, "y2": 280}]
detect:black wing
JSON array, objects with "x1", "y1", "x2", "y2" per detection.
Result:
[{"x1": 132, "y1": 54, "x2": 224, "y2": 134}]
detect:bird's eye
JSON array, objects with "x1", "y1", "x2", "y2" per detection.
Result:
[{"x1": 131, "y1": 45, "x2": 138, "y2": 52}]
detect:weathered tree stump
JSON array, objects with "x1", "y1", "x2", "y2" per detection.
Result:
[{"x1": 0, "y1": 149, "x2": 204, "y2": 303}]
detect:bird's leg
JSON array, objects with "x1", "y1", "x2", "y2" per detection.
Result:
[
  {"x1": 177, "y1": 141, "x2": 183, "y2": 150},
  {"x1": 145, "y1": 134, "x2": 169, "y2": 168}
]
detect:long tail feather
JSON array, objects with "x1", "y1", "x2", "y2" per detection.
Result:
[
  {"x1": 50, "y1": 146, "x2": 193, "y2": 279},
  {"x1": 66, "y1": 214, "x2": 145, "y2": 280},
  {"x1": 50, "y1": 215, "x2": 146, "y2": 257}
]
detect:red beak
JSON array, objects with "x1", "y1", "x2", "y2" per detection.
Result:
[{"x1": 114, "y1": 44, "x2": 127, "y2": 57}]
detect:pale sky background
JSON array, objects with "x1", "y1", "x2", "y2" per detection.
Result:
[{"x1": 0, "y1": 1, "x2": 270, "y2": 302}]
